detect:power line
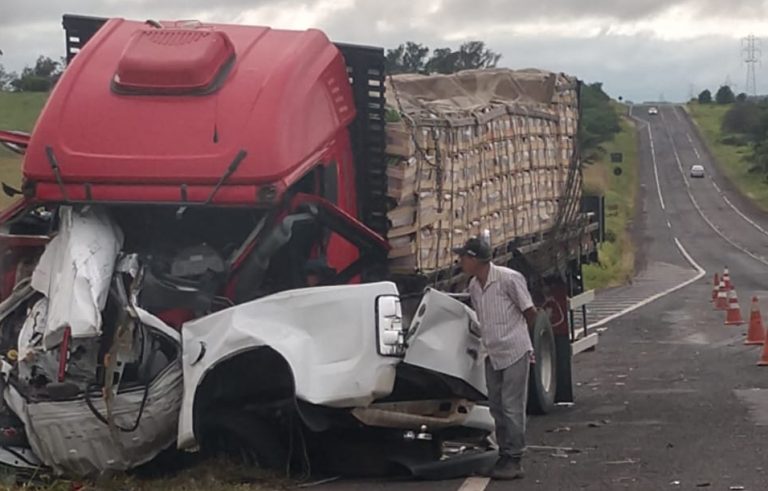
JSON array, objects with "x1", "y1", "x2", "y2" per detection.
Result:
[{"x1": 742, "y1": 34, "x2": 761, "y2": 97}]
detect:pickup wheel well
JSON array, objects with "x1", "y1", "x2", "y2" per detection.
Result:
[{"x1": 193, "y1": 347, "x2": 300, "y2": 470}]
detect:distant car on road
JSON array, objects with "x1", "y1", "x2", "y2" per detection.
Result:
[
  {"x1": 690, "y1": 164, "x2": 705, "y2": 178},
  {"x1": 648, "y1": 107, "x2": 659, "y2": 115}
]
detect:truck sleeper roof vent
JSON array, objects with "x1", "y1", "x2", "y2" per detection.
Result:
[{"x1": 112, "y1": 28, "x2": 235, "y2": 95}]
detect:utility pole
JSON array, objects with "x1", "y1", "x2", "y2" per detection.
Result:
[{"x1": 742, "y1": 34, "x2": 761, "y2": 97}]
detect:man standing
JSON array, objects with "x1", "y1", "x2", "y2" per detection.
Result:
[{"x1": 453, "y1": 238, "x2": 538, "y2": 480}]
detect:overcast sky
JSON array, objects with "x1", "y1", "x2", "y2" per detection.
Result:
[{"x1": 2, "y1": 0, "x2": 768, "y2": 101}]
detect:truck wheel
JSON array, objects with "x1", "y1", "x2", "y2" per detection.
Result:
[{"x1": 527, "y1": 311, "x2": 557, "y2": 415}]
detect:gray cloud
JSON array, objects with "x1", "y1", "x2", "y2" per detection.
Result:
[{"x1": 0, "y1": 0, "x2": 761, "y2": 103}]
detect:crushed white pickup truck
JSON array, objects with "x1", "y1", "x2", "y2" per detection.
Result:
[{"x1": 0, "y1": 204, "x2": 496, "y2": 478}]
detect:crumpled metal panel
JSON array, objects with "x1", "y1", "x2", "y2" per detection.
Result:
[
  {"x1": 6, "y1": 359, "x2": 183, "y2": 477},
  {"x1": 30, "y1": 206, "x2": 123, "y2": 349},
  {"x1": 404, "y1": 289, "x2": 487, "y2": 396}
]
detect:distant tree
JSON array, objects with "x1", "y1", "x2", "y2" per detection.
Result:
[
  {"x1": 385, "y1": 42, "x2": 429, "y2": 74},
  {"x1": 386, "y1": 41, "x2": 501, "y2": 75},
  {"x1": 715, "y1": 85, "x2": 736, "y2": 104},
  {"x1": 10, "y1": 55, "x2": 62, "y2": 92},
  {"x1": 403, "y1": 43, "x2": 429, "y2": 73},
  {"x1": 425, "y1": 47, "x2": 459, "y2": 74},
  {"x1": 453, "y1": 41, "x2": 501, "y2": 71},
  {"x1": 722, "y1": 102, "x2": 762, "y2": 136},
  {"x1": 579, "y1": 82, "x2": 621, "y2": 163},
  {"x1": 0, "y1": 64, "x2": 16, "y2": 91},
  {"x1": 737, "y1": 92, "x2": 748, "y2": 102},
  {"x1": 698, "y1": 89, "x2": 713, "y2": 104},
  {"x1": 385, "y1": 45, "x2": 405, "y2": 74}
]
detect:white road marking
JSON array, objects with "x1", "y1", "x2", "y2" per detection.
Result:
[
  {"x1": 680, "y1": 120, "x2": 768, "y2": 240},
  {"x1": 589, "y1": 238, "x2": 705, "y2": 329},
  {"x1": 666, "y1": 220, "x2": 672, "y2": 228},
  {"x1": 666, "y1": 125, "x2": 768, "y2": 267},
  {"x1": 686, "y1": 133, "x2": 702, "y2": 160},
  {"x1": 584, "y1": 107, "x2": 707, "y2": 330},
  {"x1": 674, "y1": 106, "x2": 684, "y2": 123},
  {"x1": 721, "y1": 194, "x2": 768, "y2": 238},
  {"x1": 646, "y1": 121, "x2": 666, "y2": 210},
  {"x1": 457, "y1": 477, "x2": 491, "y2": 491}
]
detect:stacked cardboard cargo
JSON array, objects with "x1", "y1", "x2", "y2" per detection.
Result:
[{"x1": 384, "y1": 69, "x2": 580, "y2": 274}]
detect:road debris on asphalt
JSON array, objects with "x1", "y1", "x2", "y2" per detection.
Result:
[
  {"x1": 605, "y1": 459, "x2": 639, "y2": 465},
  {"x1": 546, "y1": 426, "x2": 572, "y2": 433}
]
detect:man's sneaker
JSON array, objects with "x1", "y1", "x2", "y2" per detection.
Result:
[{"x1": 490, "y1": 457, "x2": 524, "y2": 480}]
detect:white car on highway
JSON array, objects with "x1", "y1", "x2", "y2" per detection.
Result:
[
  {"x1": 690, "y1": 164, "x2": 705, "y2": 178},
  {"x1": 648, "y1": 107, "x2": 659, "y2": 115}
]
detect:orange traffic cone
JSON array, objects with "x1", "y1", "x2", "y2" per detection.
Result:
[
  {"x1": 745, "y1": 297, "x2": 765, "y2": 345},
  {"x1": 725, "y1": 289, "x2": 745, "y2": 326},
  {"x1": 714, "y1": 280, "x2": 728, "y2": 310},
  {"x1": 758, "y1": 341, "x2": 768, "y2": 365},
  {"x1": 711, "y1": 272, "x2": 720, "y2": 302},
  {"x1": 723, "y1": 267, "x2": 733, "y2": 291}
]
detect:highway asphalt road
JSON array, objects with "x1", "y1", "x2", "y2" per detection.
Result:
[{"x1": 319, "y1": 104, "x2": 768, "y2": 491}]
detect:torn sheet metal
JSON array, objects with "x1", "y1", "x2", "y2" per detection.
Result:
[
  {"x1": 5, "y1": 358, "x2": 183, "y2": 476},
  {"x1": 178, "y1": 281, "x2": 402, "y2": 449},
  {"x1": 403, "y1": 289, "x2": 487, "y2": 397},
  {"x1": 30, "y1": 206, "x2": 123, "y2": 349}
]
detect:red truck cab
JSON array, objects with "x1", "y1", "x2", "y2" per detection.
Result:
[{"x1": 2, "y1": 15, "x2": 391, "y2": 310}]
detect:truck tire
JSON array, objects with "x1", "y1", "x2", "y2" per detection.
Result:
[{"x1": 527, "y1": 311, "x2": 557, "y2": 415}]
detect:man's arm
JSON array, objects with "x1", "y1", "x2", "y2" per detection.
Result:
[
  {"x1": 503, "y1": 272, "x2": 538, "y2": 329},
  {"x1": 523, "y1": 306, "x2": 538, "y2": 330}
]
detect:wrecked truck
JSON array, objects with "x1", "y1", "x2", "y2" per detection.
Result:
[{"x1": 0, "y1": 14, "x2": 602, "y2": 478}]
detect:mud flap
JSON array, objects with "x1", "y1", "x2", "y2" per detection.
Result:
[
  {"x1": 543, "y1": 281, "x2": 574, "y2": 404},
  {"x1": 554, "y1": 334, "x2": 574, "y2": 404}
]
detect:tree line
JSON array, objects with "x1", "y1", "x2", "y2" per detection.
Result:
[
  {"x1": 0, "y1": 56, "x2": 63, "y2": 92},
  {"x1": 696, "y1": 85, "x2": 746, "y2": 105},
  {"x1": 385, "y1": 41, "x2": 501, "y2": 75},
  {"x1": 579, "y1": 82, "x2": 621, "y2": 164},
  {"x1": 713, "y1": 90, "x2": 768, "y2": 175}
]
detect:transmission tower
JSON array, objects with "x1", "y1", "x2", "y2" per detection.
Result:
[{"x1": 742, "y1": 34, "x2": 761, "y2": 97}]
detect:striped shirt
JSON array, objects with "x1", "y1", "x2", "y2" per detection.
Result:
[{"x1": 468, "y1": 263, "x2": 534, "y2": 370}]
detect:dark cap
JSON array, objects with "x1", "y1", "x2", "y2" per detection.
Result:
[{"x1": 452, "y1": 237, "x2": 492, "y2": 261}]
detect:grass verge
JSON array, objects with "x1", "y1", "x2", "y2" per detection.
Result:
[
  {"x1": 686, "y1": 102, "x2": 768, "y2": 211},
  {"x1": 3, "y1": 458, "x2": 290, "y2": 491},
  {"x1": 582, "y1": 107, "x2": 639, "y2": 290},
  {"x1": 0, "y1": 91, "x2": 48, "y2": 208}
]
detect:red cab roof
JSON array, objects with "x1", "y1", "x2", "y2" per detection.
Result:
[{"x1": 23, "y1": 18, "x2": 356, "y2": 204}]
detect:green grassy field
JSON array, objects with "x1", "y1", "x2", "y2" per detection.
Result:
[
  {"x1": 582, "y1": 108, "x2": 639, "y2": 290},
  {"x1": 686, "y1": 102, "x2": 768, "y2": 211},
  {"x1": 0, "y1": 91, "x2": 48, "y2": 207}
]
